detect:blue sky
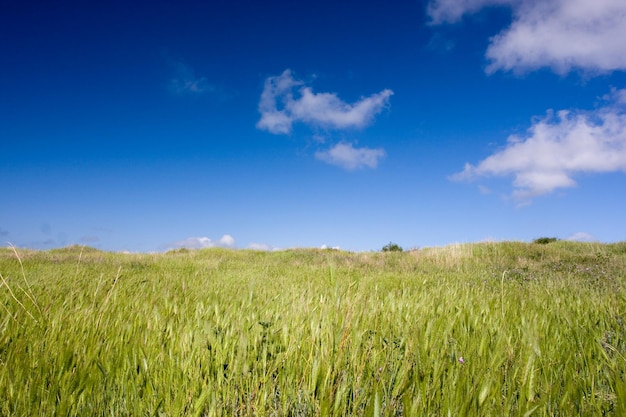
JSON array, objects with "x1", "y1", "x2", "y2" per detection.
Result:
[{"x1": 2, "y1": 0, "x2": 626, "y2": 252}]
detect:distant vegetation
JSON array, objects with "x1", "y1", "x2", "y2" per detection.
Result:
[
  {"x1": 532, "y1": 237, "x2": 559, "y2": 244},
  {"x1": 381, "y1": 242, "x2": 403, "y2": 252},
  {"x1": 1, "y1": 241, "x2": 625, "y2": 416}
]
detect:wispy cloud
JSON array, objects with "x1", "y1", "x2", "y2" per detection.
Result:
[
  {"x1": 567, "y1": 232, "x2": 596, "y2": 242},
  {"x1": 427, "y1": 0, "x2": 513, "y2": 25},
  {"x1": 169, "y1": 62, "x2": 215, "y2": 95},
  {"x1": 427, "y1": 32, "x2": 456, "y2": 53},
  {"x1": 170, "y1": 234, "x2": 236, "y2": 249},
  {"x1": 80, "y1": 235, "x2": 100, "y2": 244},
  {"x1": 248, "y1": 242, "x2": 278, "y2": 251},
  {"x1": 257, "y1": 69, "x2": 393, "y2": 134},
  {"x1": 428, "y1": 0, "x2": 626, "y2": 74},
  {"x1": 315, "y1": 142, "x2": 386, "y2": 171},
  {"x1": 451, "y1": 89, "x2": 626, "y2": 204},
  {"x1": 25, "y1": 239, "x2": 58, "y2": 249}
]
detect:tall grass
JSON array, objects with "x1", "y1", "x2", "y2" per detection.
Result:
[{"x1": 0, "y1": 242, "x2": 624, "y2": 415}]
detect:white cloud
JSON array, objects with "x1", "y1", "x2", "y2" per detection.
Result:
[
  {"x1": 248, "y1": 242, "x2": 278, "y2": 251},
  {"x1": 169, "y1": 62, "x2": 214, "y2": 95},
  {"x1": 171, "y1": 234, "x2": 236, "y2": 249},
  {"x1": 567, "y1": 232, "x2": 596, "y2": 242},
  {"x1": 451, "y1": 89, "x2": 626, "y2": 204},
  {"x1": 428, "y1": 0, "x2": 626, "y2": 74},
  {"x1": 171, "y1": 237, "x2": 212, "y2": 249},
  {"x1": 605, "y1": 87, "x2": 626, "y2": 105},
  {"x1": 218, "y1": 234, "x2": 236, "y2": 247},
  {"x1": 289, "y1": 87, "x2": 393, "y2": 129},
  {"x1": 477, "y1": 185, "x2": 492, "y2": 194},
  {"x1": 315, "y1": 142, "x2": 386, "y2": 171},
  {"x1": 427, "y1": 0, "x2": 513, "y2": 24},
  {"x1": 257, "y1": 69, "x2": 393, "y2": 134}
]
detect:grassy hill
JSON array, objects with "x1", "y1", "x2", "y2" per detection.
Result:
[{"x1": 1, "y1": 241, "x2": 625, "y2": 415}]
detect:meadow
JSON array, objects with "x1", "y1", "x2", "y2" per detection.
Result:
[{"x1": 0, "y1": 241, "x2": 624, "y2": 416}]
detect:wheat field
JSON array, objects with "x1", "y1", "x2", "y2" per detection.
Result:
[{"x1": 1, "y1": 241, "x2": 624, "y2": 416}]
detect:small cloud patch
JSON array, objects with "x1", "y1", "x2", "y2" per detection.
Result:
[
  {"x1": 169, "y1": 62, "x2": 215, "y2": 95},
  {"x1": 248, "y1": 242, "x2": 277, "y2": 251},
  {"x1": 567, "y1": 232, "x2": 596, "y2": 242},
  {"x1": 315, "y1": 142, "x2": 385, "y2": 171},
  {"x1": 170, "y1": 234, "x2": 236, "y2": 250}
]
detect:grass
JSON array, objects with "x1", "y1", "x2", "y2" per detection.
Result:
[{"x1": 0, "y1": 241, "x2": 625, "y2": 416}]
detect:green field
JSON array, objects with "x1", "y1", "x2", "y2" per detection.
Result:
[{"x1": 1, "y1": 241, "x2": 625, "y2": 416}]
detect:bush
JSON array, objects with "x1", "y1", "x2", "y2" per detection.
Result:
[
  {"x1": 533, "y1": 237, "x2": 559, "y2": 244},
  {"x1": 382, "y1": 242, "x2": 403, "y2": 252}
]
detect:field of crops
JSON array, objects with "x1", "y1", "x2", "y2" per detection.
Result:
[{"x1": 1, "y1": 241, "x2": 625, "y2": 416}]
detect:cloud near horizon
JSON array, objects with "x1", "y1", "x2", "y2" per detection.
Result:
[
  {"x1": 247, "y1": 242, "x2": 278, "y2": 251},
  {"x1": 451, "y1": 88, "x2": 626, "y2": 204},
  {"x1": 256, "y1": 69, "x2": 393, "y2": 134},
  {"x1": 428, "y1": 0, "x2": 626, "y2": 74},
  {"x1": 315, "y1": 143, "x2": 386, "y2": 171},
  {"x1": 170, "y1": 234, "x2": 235, "y2": 250},
  {"x1": 567, "y1": 232, "x2": 596, "y2": 242}
]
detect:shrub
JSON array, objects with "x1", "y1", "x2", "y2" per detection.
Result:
[
  {"x1": 382, "y1": 242, "x2": 403, "y2": 252},
  {"x1": 533, "y1": 237, "x2": 558, "y2": 244}
]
